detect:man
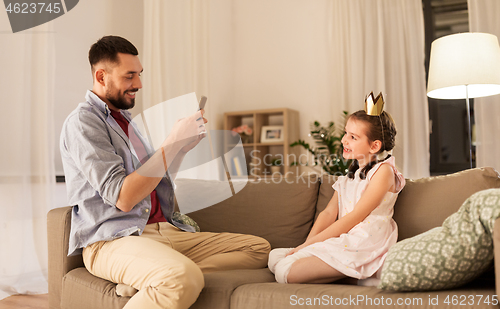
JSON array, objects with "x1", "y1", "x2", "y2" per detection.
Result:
[{"x1": 60, "y1": 35, "x2": 270, "y2": 309}]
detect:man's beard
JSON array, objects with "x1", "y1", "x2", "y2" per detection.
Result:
[{"x1": 106, "y1": 85, "x2": 138, "y2": 110}]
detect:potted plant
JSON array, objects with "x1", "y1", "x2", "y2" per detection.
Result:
[
  {"x1": 231, "y1": 124, "x2": 253, "y2": 143},
  {"x1": 270, "y1": 157, "x2": 282, "y2": 175},
  {"x1": 290, "y1": 111, "x2": 352, "y2": 176}
]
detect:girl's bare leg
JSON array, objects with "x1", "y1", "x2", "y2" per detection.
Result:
[{"x1": 287, "y1": 256, "x2": 346, "y2": 284}]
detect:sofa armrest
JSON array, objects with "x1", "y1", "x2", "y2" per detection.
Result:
[
  {"x1": 494, "y1": 217, "x2": 500, "y2": 298},
  {"x1": 47, "y1": 206, "x2": 84, "y2": 309}
]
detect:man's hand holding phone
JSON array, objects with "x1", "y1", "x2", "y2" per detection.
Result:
[
  {"x1": 197, "y1": 96, "x2": 208, "y2": 135},
  {"x1": 180, "y1": 96, "x2": 208, "y2": 153},
  {"x1": 159, "y1": 96, "x2": 208, "y2": 156}
]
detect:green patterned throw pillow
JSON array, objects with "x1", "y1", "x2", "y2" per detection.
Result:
[
  {"x1": 172, "y1": 212, "x2": 201, "y2": 232},
  {"x1": 379, "y1": 188, "x2": 500, "y2": 291}
]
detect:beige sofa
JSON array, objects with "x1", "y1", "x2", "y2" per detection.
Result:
[{"x1": 48, "y1": 167, "x2": 500, "y2": 309}]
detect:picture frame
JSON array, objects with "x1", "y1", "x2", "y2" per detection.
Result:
[{"x1": 260, "y1": 125, "x2": 284, "y2": 143}]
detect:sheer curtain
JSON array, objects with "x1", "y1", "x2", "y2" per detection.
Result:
[
  {"x1": 142, "y1": 0, "x2": 210, "y2": 108},
  {"x1": 0, "y1": 24, "x2": 56, "y2": 299},
  {"x1": 142, "y1": 0, "x2": 429, "y2": 179},
  {"x1": 468, "y1": 0, "x2": 500, "y2": 173},
  {"x1": 142, "y1": 0, "x2": 216, "y2": 180},
  {"x1": 329, "y1": 0, "x2": 430, "y2": 179}
]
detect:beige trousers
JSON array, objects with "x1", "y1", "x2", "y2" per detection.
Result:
[{"x1": 82, "y1": 222, "x2": 271, "y2": 309}]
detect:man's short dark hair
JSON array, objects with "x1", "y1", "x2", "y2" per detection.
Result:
[{"x1": 88, "y1": 36, "x2": 138, "y2": 72}]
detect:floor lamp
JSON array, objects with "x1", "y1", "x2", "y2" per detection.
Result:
[{"x1": 427, "y1": 32, "x2": 500, "y2": 169}]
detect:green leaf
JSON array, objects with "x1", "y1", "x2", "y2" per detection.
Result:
[{"x1": 289, "y1": 114, "x2": 351, "y2": 175}]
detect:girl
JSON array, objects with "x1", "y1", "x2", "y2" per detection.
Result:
[{"x1": 268, "y1": 94, "x2": 405, "y2": 285}]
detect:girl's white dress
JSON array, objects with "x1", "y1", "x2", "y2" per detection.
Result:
[{"x1": 300, "y1": 156, "x2": 405, "y2": 280}]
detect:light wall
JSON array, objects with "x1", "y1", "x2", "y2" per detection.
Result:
[
  {"x1": 49, "y1": 0, "x2": 337, "y2": 176},
  {"x1": 208, "y1": 0, "x2": 334, "y2": 139},
  {"x1": 2, "y1": 1, "x2": 390, "y2": 194},
  {"x1": 2, "y1": 0, "x2": 429, "y2": 208},
  {"x1": 21, "y1": 0, "x2": 144, "y2": 207},
  {"x1": 52, "y1": 0, "x2": 144, "y2": 175}
]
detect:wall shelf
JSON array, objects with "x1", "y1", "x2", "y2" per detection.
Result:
[{"x1": 224, "y1": 108, "x2": 300, "y2": 177}]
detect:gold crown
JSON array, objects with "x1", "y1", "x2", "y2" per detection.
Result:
[{"x1": 364, "y1": 92, "x2": 385, "y2": 116}]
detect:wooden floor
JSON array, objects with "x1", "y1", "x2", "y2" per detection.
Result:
[{"x1": 0, "y1": 294, "x2": 48, "y2": 309}]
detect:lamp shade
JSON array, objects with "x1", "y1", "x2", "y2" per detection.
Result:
[{"x1": 427, "y1": 32, "x2": 500, "y2": 99}]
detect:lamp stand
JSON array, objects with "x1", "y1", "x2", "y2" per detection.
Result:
[{"x1": 465, "y1": 85, "x2": 473, "y2": 169}]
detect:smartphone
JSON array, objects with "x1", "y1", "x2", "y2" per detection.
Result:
[
  {"x1": 198, "y1": 96, "x2": 207, "y2": 111},
  {"x1": 197, "y1": 96, "x2": 207, "y2": 133}
]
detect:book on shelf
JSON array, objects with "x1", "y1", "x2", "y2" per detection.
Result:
[{"x1": 233, "y1": 156, "x2": 243, "y2": 176}]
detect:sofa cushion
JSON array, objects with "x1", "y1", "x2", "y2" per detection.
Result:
[
  {"x1": 315, "y1": 175, "x2": 338, "y2": 220},
  {"x1": 190, "y1": 269, "x2": 275, "y2": 309},
  {"x1": 185, "y1": 175, "x2": 320, "y2": 249},
  {"x1": 61, "y1": 267, "x2": 276, "y2": 309},
  {"x1": 61, "y1": 267, "x2": 128, "y2": 309},
  {"x1": 48, "y1": 206, "x2": 85, "y2": 309},
  {"x1": 172, "y1": 211, "x2": 200, "y2": 232},
  {"x1": 494, "y1": 217, "x2": 500, "y2": 298},
  {"x1": 230, "y1": 281, "x2": 496, "y2": 309},
  {"x1": 393, "y1": 167, "x2": 500, "y2": 241},
  {"x1": 379, "y1": 188, "x2": 500, "y2": 292},
  {"x1": 317, "y1": 168, "x2": 500, "y2": 242}
]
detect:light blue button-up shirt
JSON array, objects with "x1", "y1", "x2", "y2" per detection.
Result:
[{"x1": 60, "y1": 90, "x2": 194, "y2": 256}]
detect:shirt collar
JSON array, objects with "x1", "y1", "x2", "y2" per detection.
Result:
[{"x1": 85, "y1": 90, "x2": 133, "y2": 121}]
